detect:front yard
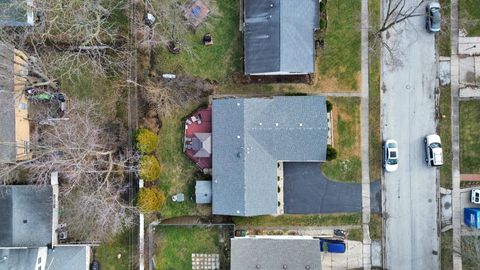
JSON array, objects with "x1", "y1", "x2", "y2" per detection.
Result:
[
  {"x1": 321, "y1": 97, "x2": 362, "y2": 183},
  {"x1": 459, "y1": 0, "x2": 480, "y2": 37},
  {"x1": 459, "y1": 101, "x2": 480, "y2": 173},
  {"x1": 154, "y1": 226, "x2": 232, "y2": 270}
]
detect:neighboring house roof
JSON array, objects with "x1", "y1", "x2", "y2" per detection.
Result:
[
  {"x1": 195, "y1": 180, "x2": 212, "y2": 204},
  {"x1": 212, "y1": 96, "x2": 328, "y2": 216},
  {"x1": 0, "y1": 43, "x2": 16, "y2": 162},
  {"x1": 46, "y1": 245, "x2": 90, "y2": 270},
  {"x1": 243, "y1": 0, "x2": 319, "y2": 75},
  {"x1": 0, "y1": 185, "x2": 53, "y2": 247},
  {"x1": 0, "y1": 248, "x2": 39, "y2": 270},
  {"x1": 231, "y1": 237, "x2": 322, "y2": 270},
  {"x1": 0, "y1": 0, "x2": 34, "y2": 27}
]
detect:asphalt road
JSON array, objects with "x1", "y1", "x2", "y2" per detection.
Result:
[
  {"x1": 381, "y1": 1, "x2": 439, "y2": 269},
  {"x1": 283, "y1": 163, "x2": 381, "y2": 214}
]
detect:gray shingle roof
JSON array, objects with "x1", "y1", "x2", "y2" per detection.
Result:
[
  {"x1": 0, "y1": 43, "x2": 16, "y2": 163},
  {"x1": 212, "y1": 96, "x2": 328, "y2": 216},
  {"x1": 0, "y1": 185, "x2": 53, "y2": 247},
  {"x1": 0, "y1": 248, "x2": 38, "y2": 269},
  {"x1": 46, "y1": 245, "x2": 89, "y2": 270},
  {"x1": 243, "y1": 0, "x2": 319, "y2": 75},
  {"x1": 231, "y1": 237, "x2": 322, "y2": 270}
]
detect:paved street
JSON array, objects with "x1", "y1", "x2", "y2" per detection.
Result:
[{"x1": 381, "y1": 1, "x2": 439, "y2": 269}]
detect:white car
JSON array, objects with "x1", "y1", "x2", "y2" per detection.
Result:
[
  {"x1": 383, "y1": 139, "x2": 399, "y2": 172},
  {"x1": 472, "y1": 189, "x2": 480, "y2": 204},
  {"x1": 424, "y1": 134, "x2": 443, "y2": 166}
]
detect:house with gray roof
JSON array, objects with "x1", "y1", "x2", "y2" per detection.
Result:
[
  {"x1": 231, "y1": 236, "x2": 322, "y2": 270},
  {"x1": 0, "y1": 183, "x2": 90, "y2": 270},
  {"x1": 212, "y1": 96, "x2": 328, "y2": 216},
  {"x1": 243, "y1": 0, "x2": 319, "y2": 75},
  {"x1": 0, "y1": 185, "x2": 53, "y2": 247}
]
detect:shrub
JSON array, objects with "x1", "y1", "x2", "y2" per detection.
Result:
[
  {"x1": 326, "y1": 100, "x2": 333, "y2": 113},
  {"x1": 139, "y1": 155, "x2": 161, "y2": 181},
  {"x1": 135, "y1": 128, "x2": 159, "y2": 154},
  {"x1": 326, "y1": 145, "x2": 338, "y2": 161},
  {"x1": 137, "y1": 187, "x2": 166, "y2": 213}
]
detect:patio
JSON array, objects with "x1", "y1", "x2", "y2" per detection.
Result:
[{"x1": 183, "y1": 107, "x2": 212, "y2": 172}]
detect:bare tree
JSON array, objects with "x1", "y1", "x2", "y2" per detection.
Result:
[{"x1": 0, "y1": 101, "x2": 137, "y2": 241}]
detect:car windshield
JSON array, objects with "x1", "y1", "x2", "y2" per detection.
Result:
[
  {"x1": 430, "y1": 142, "x2": 441, "y2": 148},
  {"x1": 388, "y1": 142, "x2": 397, "y2": 148},
  {"x1": 431, "y1": 9, "x2": 441, "y2": 23}
]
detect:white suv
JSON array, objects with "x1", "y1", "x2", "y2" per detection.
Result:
[
  {"x1": 424, "y1": 134, "x2": 443, "y2": 166},
  {"x1": 472, "y1": 189, "x2": 480, "y2": 204}
]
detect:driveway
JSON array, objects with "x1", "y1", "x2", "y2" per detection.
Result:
[
  {"x1": 381, "y1": 1, "x2": 439, "y2": 269},
  {"x1": 283, "y1": 162, "x2": 381, "y2": 214}
]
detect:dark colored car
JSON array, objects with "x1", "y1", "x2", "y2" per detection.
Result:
[
  {"x1": 426, "y1": 2, "x2": 441, "y2": 33},
  {"x1": 90, "y1": 260, "x2": 100, "y2": 270},
  {"x1": 320, "y1": 239, "x2": 346, "y2": 253}
]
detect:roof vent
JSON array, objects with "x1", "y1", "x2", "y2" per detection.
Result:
[
  {"x1": 237, "y1": 135, "x2": 241, "y2": 139},
  {"x1": 236, "y1": 210, "x2": 240, "y2": 214},
  {"x1": 305, "y1": 266, "x2": 311, "y2": 270},
  {"x1": 237, "y1": 103, "x2": 240, "y2": 106},
  {"x1": 259, "y1": 122, "x2": 262, "y2": 126},
  {"x1": 275, "y1": 123, "x2": 279, "y2": 126},
  {"x1": 23, "y1": 220, "x2": 27, "y2": 224},
  {"x1": 299, "y1": 123, "x2": 303, "y2": 127},
  {"x1": 270, "y1": 3, "x2": 274, "y2": 8},
  {"x1": 283, "y1": 265, "x2": 288, "y2": 269},
  {"x1": 256, "y1": 265, "x2": 261, "y2": 269}
]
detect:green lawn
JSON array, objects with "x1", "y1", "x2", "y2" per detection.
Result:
[
  {"x1": 322, "y1": 97, "x2": 362, "y2": 182},
  {"x1": 441, "y1": 230, "x2": 453, "y2": 270},
  {"x1": 156, "y1": 100, "x2": 209, "y2": 218},
  {"x1": 459, "y1": 0, "x2": 480, "y2": 37},
  {"x1": 317, "y1": 0, "x2": 361, "y2": 90},
  {"x1": 95, "y1": 230, "x2": 136, "y2": 270},
  {"x1": 348, "y1": 228, "x2": 363, "y2": 242},
  {"x1": 459, "y1": 101, "x2": 480, "y2": 173},
  {"x1": 438, "y1": 0, "x2": 451, "y2": 56},
  {"x1": 152, "y1": 0, "x2": 241, "y2": 82},
  {"x1": 154, "y1": 226, "x2": 219, "y2": 270},
  {"x1": 370, "y1": 213, "x2": 382, "y2": 240},
  {"x1": 439, "y1": 86, "x2": 452, "y2": 189},
  {"x1": 369, "y1": 0, "x2": 382, "y2": 181},
  {"x1": 233, "y1": 213, "x2": 362, "y2": 227}
]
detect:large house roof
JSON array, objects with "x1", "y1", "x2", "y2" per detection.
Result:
[
  {"x1": 231, "y1": 237, "x2": 322, "y2": 270},
  {"x1": 243, "y1": 0, "x2": 319, "y2": 75},
  {"x1": 212, "y1": 96, "x2": 328, "y2": 216},
  {"x1": 46, "y1": 245, "x2": 89, "y2": 270},
  {"x1": 0, "y1": 185, "x2": 53, "y2": 247}
]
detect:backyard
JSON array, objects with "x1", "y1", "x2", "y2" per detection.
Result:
[
  {"x1": 154, "y1": 226, "x2": 232, "y2": 270},
  {"x1": 459, "y1": 0, "x2": 480, "y2": 37},
  {"x1": 95, "y1": 230, "x2": 136, "y2": 270},
  {"x1": 156, "y1": 99, "x2": 210, "y2": 218},
  {"x1": 321, "y1": 97, "x2": 362, "y2": 183},
  {"x1": 459, "y1": 101, "x2": 480, "y2": 173}
]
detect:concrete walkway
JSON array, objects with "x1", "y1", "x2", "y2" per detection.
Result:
[
  {"x1": 360, "y1": 0, "x2": 371, "y2": 269},
  {"x1": 450, "y1": 0, "x2": 463, "y2": 269}
]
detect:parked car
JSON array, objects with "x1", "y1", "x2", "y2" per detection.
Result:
[
  {"x1": 424, "y1": 134, "x2": 443, "y2": 166},
  {"x1": 471, "y1": 189, "x2": 480, "y2": 204},
  {"x1": 320, "y1": 239, "x2": 346, "y2": 253},
  {"x1": 426, "y1": 2, "x2": 441, "y2": 33},
  {"x1": 383, "y1": 139, "x2": 399, "y2": 172}
]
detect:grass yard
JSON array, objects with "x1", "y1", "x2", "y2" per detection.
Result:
[
  {"x1": 461, "y1": 235, "x2": 480, "y2": 270},
  {"x1": 459, "y1": 101, "x2": 480, "y2": 173},
  {"x1": 233, "y1": 213, "x2": 362, "y2": 227},
  {"x1": 317, "y1": 0, "x2": 361, "y2": 91},
  {"x1": 321, "y1": 97, "x2": 362, "y2": 183},
  {"x1": 152, "y1": 0, "x2": 241, "y2": 82},
  {"x1": 441, "y1": 230, "x2": 453, "y2": 270},
  {"x1": 348, "y1": 228, "x2": 363, "y2": 242},
  {"x1": 438, "y1": 0, "x2": 451, "y2": 56},
  {"x1": 439, "y1": 86, "x2": 452, "y2": 189},
  {"x1": 95, "y1": 230, "x2": 136, "y2": 270},
  {"x1": 369, "y1": 0, "x2": 382, "y2": 181},
  {"x1": 156, "y1": 100, "x2": 209, "y2": 218},
  {"x1": 154, "y1": 226, "x2": 220, "y2": 270},
  {"x1": 369, "y1": 213, "x2": 382, "y2": 240},
  {"x1": 459, "y1": 0, "x2": 480, "y2": 37}
]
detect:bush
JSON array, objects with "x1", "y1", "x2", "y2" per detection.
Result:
[
  {"x1": 135, "y1": 128, "x2": 159, "y2": 154},
  {"x1": 326, "y1": 145, "x2": 338, "y2": 161},
  {"x1": 137, "y1": 187, "x2": 166, "y2": 213},
  {"x1": 326, "y1": 100, "x2": 333, "y2": 113},
  {"x1": 139, "y1": 155, "x2": 161, "y2": 181}
]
